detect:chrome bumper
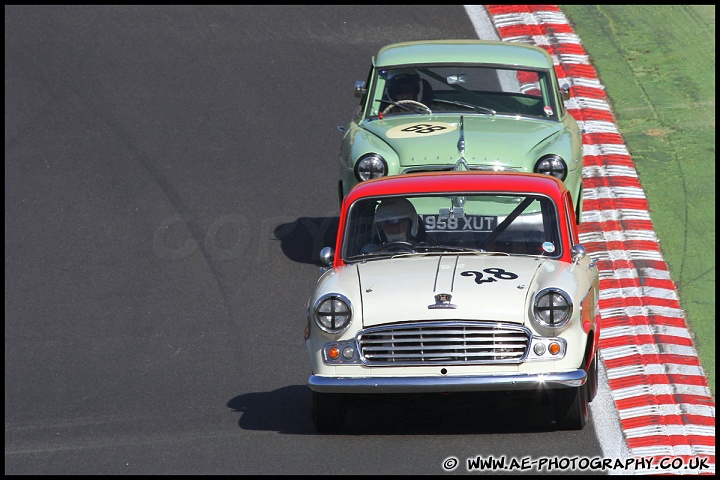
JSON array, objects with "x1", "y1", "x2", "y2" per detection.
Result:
[{"x1": 308, "y1": 369, "x2": 586, "y2": 394}]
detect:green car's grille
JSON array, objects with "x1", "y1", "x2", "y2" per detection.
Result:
[{"x1": 402, "y1": 165, "x2": 521, "y2": 174}]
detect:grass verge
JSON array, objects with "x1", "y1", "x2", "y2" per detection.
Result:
[{"x1": 562, "y1": 5, "x2": 715, "y2": 396}]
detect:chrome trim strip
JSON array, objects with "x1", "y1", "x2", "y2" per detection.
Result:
[
  {"x1": 308, "y1": 369, "x2": 586, "y2": 393},
  {"x1": 402, "y1": 165, "x2": 521, "y2": 174}
]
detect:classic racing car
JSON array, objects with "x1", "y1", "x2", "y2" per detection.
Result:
[
  {"x1": 305, "y1": 171, "x2": 600, "y2": 432},
  {"x1": 338, "y1": 40, "x2": 584, "y2": 223}
]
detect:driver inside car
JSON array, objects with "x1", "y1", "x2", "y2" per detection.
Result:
[
  {"x1": 388, "y1": 72, "x2": 422, "y2": 102},
  {"x1": 361, "y1": 198, "x2": 428, "y2": 253},
  {"x1": 382, "y1": 71, "x2": 433, "y2": 114}
]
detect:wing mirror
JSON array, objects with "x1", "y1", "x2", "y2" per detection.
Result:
[
  {"x1": 353, "y1": 80, "x2": 367, "y2": 99},
  {"x1": 320, "y1": 246, "x2": 334, "y2": 268},
  {"x1": 571, "y1": 244, "x2": 586, "y2": 264},
  {"x1": 559, "y1": 83, "x2": 571, "y2": 101}
]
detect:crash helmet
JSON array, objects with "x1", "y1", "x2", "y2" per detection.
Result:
[
  {"x1": 387, "y1": 71, "x2": 423, "y2": 102},
  {"x1": 375, "y1": 197, "x2": 419, "y2": 240}
]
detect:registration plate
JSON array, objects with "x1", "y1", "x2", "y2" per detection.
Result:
[{"x1": 420, "y1": 214, "x2": 497, "y2": 232}]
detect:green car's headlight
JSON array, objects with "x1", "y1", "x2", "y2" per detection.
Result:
[
  {"x1": 533, "y1": 288, "x2": 573, "y2": 328},
  {"x1": 314, "y1": 294, "x2": 352, "y2": 334},
  {"x1": 355, "y1": 153, "x2": 387, "y2": 182},
  {"x1": 534, "y1": 154, "x2": 567, "y2": 181}
]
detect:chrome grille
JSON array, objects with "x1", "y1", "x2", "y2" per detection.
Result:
[
  {"x1": 402, "y1": 165, "x2": 521, "y2": 174},
  {"x1": 357, "y1": 321, "x2": 531, "y2": 366}
]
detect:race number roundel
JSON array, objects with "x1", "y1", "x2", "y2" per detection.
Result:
[{"x1": 386, "y1": 122, "x2": 457, "y2": 139}]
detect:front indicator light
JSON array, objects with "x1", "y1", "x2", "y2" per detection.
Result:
[
  {"x1": 527, "y1": 338, "x2": 566, "y2": 361},
  {"x1": 323, "y1": 342, "x2": 361, "y2": 365}
]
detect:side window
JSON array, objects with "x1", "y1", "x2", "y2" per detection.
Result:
[
  {"x1": 343, "y1": 199, "x2": 378, "y2": 258},
  {"x1": 358, "y1": 67, "x2": 374, "y2": 117},
  {"x1": 564, "y1": 192, "x2": 579, "y2": 244},
  {"x1": 556, "y1": 78, "x2": 569, "y2": 117},
  {"x1": 516, "y1": 70, "x2": 541, "y2": 97}
]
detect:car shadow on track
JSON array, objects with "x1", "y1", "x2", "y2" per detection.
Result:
[
  {"x1": 274, "y1": 217, "x2": 339, "y2": 267},
  {"x1": 227, "y1": 385, "x2": 313, "y2": 434},
  {"x1": 227, "y1": 386, "x2": 576, "y2": 435}
]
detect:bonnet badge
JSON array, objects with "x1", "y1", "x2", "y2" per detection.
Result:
[{"x1": 428, "y1": 293, "x2": 457, "y2": 309}]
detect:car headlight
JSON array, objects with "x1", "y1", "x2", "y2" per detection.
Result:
[
  {"x1": 354, "y1": 153, "x2": 387, "y2": 182},
  {"x1": 534, "y1": 154, "x2": 567, "y2": 181},
  {"x1": 533, "y1": 288, "x2": 573, "y2": 328},
  {"x1": 313, "y1": 294, "x2": 352, "y2": 334}
]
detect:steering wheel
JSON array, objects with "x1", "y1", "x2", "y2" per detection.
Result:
[
  {"x1": 382, "y1": 100, "x2": 432, "y2": 115},
  {"x1": 376, "y1": 241, "x2": 415, "y2": 252}
]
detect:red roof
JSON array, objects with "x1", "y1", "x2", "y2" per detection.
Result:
[
  {"x1": 345, "y1": 171, "x2": 567, "y2": 206},
  {"x1": 334, "y1": 171, "x2": 575, "y2": 267}
]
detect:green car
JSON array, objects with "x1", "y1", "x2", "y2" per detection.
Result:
[{"x1": 338, "y1": 40, "x2": 584, "y2": 223}]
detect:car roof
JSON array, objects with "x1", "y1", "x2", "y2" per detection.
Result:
[
  {"x1": 345, "y1": 171, "x2": 567, "y2": 204},
  {"x1": 374, "y1": 40, "x2": 554, "y2": 70}
]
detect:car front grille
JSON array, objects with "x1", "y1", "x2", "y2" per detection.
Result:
[
  {"x1": 357, "y1": 321, "x2": 531, "y2": 366},
  {"x1": 402, "y1": 165, "x2": 521, "y2": 174}
]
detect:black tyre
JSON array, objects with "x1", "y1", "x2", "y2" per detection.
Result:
[
  {"x1": 553, "y1": 384, "x2": 588, "y2": 430},
  {"x1": 576, "y1": 185, "x2": 583, "y2": 225},
  {"x1": 312, "y1": 391, "x2": 346, "y2": 433},
  {"x1": 586, "y1": 355, "x2": 599, "y2": 403},
  {"x1": 338, "y1": 181, "x2": 345, "y2": 208}
]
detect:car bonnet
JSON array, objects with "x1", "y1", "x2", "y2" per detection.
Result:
[
  {"x1": 363, "y1": 115, "x2": 563, "y2": 167},
  {"x1": 356, "y1": 254, "x2": 545, "y2": 327}
]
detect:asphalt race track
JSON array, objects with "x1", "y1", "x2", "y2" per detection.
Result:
[{"x1": 6, "y1": 5, "x2": 623, "y2": 474}]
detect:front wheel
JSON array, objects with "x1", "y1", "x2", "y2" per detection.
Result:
[
  {"x1": 338, "y1": 181, "x2": 345, "y2": 207},
  {"x1": 312, "y1": 391, "x2": 346, "y2": 433},
  {"x1": 586, "y1": 355, "x2": 599, "y2": 403}
]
